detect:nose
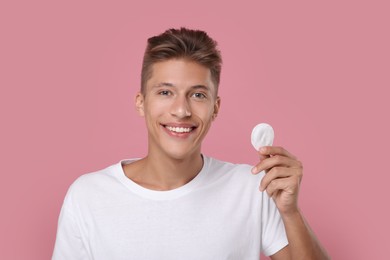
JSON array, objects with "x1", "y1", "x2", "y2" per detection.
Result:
[{"x1": 170, "y1": 96, "x2": 192, "y2": 118}]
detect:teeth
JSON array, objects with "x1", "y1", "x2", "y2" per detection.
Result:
[{"x1": 166, "y1": 126, "x2": 192, "y2": 133}]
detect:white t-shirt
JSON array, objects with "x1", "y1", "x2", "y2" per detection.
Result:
[{"x1": 53, "y1": 156, "x2": 288, "y2": 260}]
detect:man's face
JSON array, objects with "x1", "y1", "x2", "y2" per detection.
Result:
[{"x1": 136, "y1": 58, "x2": 220, "y2": 160}]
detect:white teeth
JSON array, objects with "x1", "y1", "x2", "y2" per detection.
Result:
[{"x1": 166, "y1": 126, "x2": 192, "y2": 133}]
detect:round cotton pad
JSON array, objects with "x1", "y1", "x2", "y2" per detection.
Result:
[{"x1": 251, "y1": 123, "x2": 275, "y2": 150}]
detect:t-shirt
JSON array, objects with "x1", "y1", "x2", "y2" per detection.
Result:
[{"x1": 52, "y1": 155, "x2": 288, "y2": 260}]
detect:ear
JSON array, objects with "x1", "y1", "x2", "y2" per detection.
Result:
[
  {"x1": 212, "y1": 96, "x2": 221, "y2": 120},
  {"x1": 135, "y1": 92, "x2": 145, "y2": 117}
]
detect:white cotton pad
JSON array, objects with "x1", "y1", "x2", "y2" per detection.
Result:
[{"x1": 251, "y1": 123, "x2": 275, "y2": 150}]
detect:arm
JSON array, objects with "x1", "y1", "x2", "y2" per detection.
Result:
[
  {"x1": 53, "y1": 194, "x2": 89, "y2": 260},
  {"x1": 252, "y1": 146, "x2": 330, "y2": 260},
  {"x1": 271, "y1": 209, "x2": 330, "y2": 260}
]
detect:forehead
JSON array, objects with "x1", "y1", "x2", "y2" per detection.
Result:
[{"x1": 146, "y1": 59, "x2": 216, "y2": 93}]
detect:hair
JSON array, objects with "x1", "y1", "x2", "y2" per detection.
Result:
[{"x1": 141, "y1": 28, "x2": 222, "y2": 95}]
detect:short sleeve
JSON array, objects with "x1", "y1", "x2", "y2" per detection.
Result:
[
  {"x1": 52, "y1": 190, "x2": 89, "y2": 260},
  {"x1": 260, "y1": 192, "x2": 289, "y2": 256}
]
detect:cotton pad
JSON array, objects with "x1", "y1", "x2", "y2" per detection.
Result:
[{"x1": 251, "y1": 123, "x2": 274, "y2": 150}]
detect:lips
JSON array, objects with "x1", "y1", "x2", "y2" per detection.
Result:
[
  {"x1": 162, "y1": 124, "x2": 197, "y2": 135},
  {"x1": 165, "y1": 126, "x2": 193, "y2": 133}
]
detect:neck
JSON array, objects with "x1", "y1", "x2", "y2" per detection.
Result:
[{"x1": 125, "y1": 151, "x2": 204, "y2": 191}]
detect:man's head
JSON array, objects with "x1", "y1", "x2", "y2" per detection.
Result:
[
  {"x1": 141, "y1": 28, "x2": 222, "y2": 96},
  {"x1": 136, "y1": 28, "x2": 222, "y2": 160}
]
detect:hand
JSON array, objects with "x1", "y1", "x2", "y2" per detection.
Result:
[{"x1": 251, "y1": 146, "x2": 303, "y2": 215}]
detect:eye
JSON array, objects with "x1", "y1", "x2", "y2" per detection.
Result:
[
  {"x1": 192, "y1": 92, "x2": 207, "y2": 99},
  {"x1": 158, "y1": 90, "x2": 171, "y2": 96}
]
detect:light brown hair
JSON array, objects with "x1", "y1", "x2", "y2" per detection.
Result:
[{"x1": 141, "y1": 28, "x2": 222, "y2": 94}]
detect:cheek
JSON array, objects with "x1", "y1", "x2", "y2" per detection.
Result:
[
  {"x1": 195, "y1": 105, "x2": 215, "y2": 123},
  {"x1": 144, "y1": 99, "x2": 168, "y2": 116}
]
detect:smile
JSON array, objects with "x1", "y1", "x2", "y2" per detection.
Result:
[{"x1": 165, "y1": 126, "x2": 194, "y2": 133}]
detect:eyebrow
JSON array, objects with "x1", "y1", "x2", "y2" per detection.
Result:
[
  {"x1": 153, "y1": 82, "x2": 175, "y2": 88},
  {"x1": 153, "y1": 82, "x2": 211, "y2": 92}
]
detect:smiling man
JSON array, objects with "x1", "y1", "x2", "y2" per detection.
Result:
[
  {"x1": 53, "y1": 28, "x2": 329, "y2": 259},
  {"x1": 129, "y1": 58, "x2": 220, "y2": 191}
]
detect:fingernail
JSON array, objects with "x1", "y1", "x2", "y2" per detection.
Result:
[
  {"x1": 251, "y1": 167, "x2": 257, "y2": 174},
  {"x1": 260, "y1": 147, "x2": 266, "y2": 153}
]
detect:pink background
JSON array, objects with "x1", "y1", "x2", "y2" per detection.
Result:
[{"x1": 1, "y1": 0, "x2": 389, "y2": 259}]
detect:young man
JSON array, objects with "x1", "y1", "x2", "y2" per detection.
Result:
[{"x1": 53, "y1": 28, "x2": 329, "y2": 259}]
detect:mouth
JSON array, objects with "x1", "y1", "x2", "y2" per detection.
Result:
[{"x1": 162, "y1": 124, "x2": 197, "y2": 135}]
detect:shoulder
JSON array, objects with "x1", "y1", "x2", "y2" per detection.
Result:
[
  {"x1": 63, "y1": 161, "x2": 126, "y2": 206},
  {"x1": 71, "y1": 163, "x2": 119, "y2": 190},
  {"x1": 206, "y1": 156, "x2": 262, "y2": 176},
  {"x1": 204, "y1": 155, "x2": 265, "y2": 187}
]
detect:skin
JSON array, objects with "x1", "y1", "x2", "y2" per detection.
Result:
[
  {"x1": 124, "y1": 58, "x2": 220, "y2": 190},
  {"x1": 253, "y1": 147, "x2": 330, "y2": 259},
  {"x1": 124, "y1": 58, "x2": 329, "y2": 259}
]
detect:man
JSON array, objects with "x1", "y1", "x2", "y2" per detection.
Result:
[{"x1": 53, "y1": 28, "x2": 329, "y2": 259}]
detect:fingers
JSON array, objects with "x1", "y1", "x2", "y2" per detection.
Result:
[
  {"x1": 260, "y1": 166, "x2": 302, "y2": 192},
  {"x1": 260, "y1": 146, "x2": 297, "y2": 160},
  {"x1": 251, "y1": 153, "x2": 302, "y2": 174},
  {"x1": 251, "y1": 146, "x2": 298, "y2": 174},
  {"x1": 251, "y1": 146, "x2": 303, "y2": 214},
  {"x1": 263, "y1": 178, "x2": 291, "y2": 198},
  {"x1": 251, "y1": 145, "x2": 303, "y2": 195}
]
